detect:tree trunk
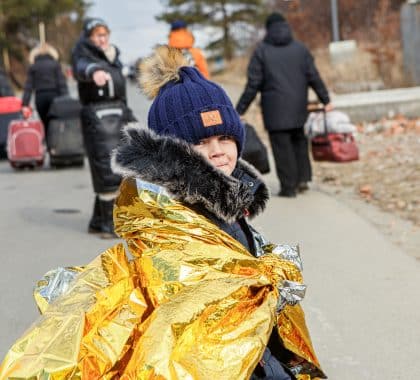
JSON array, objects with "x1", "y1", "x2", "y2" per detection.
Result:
[{"x1": 221, "y1": 1, "x2": 232, "y2": 60}]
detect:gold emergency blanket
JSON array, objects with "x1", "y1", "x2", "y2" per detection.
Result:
[{"x1": 0, "y1": 178, "x2": 325, "y2": 379}]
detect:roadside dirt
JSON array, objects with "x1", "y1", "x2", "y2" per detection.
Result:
[
  {"x1": 312, "y1": 116, "x2": 420, "y2": 258},
  {"x1": 313, "y1": 116, "x2": 420, "y2": 227}
]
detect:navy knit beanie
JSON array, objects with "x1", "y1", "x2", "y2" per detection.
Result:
[{"x1": 140, "y1": 46, "x2": 245, "y2": 154}]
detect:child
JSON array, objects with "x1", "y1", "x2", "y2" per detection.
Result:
[{"x1": 0, "y1": 46, "x2": 325, "y2": 380}]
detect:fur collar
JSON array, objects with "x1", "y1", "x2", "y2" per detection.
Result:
[{"x1": 112, "y1": 124, "x2": 269, "y2": 223}]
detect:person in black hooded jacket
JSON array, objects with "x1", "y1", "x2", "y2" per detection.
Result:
[
  {"x1": 71, "y1": 17, "x2": 136, "y2": 239},
  {"x1": 236, "y1": 12, "x2": 332, "y2": 197},
  {"x1": 22, "y1": 43, "x2": 68, "y2": 129}
]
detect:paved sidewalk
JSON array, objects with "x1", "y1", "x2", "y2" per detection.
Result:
[{"x1": 253, "y1": 185, "x2": 420, "y2": 379}]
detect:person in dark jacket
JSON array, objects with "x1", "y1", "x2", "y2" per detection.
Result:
[
  {"x1": 71, "y1": 17, "x2": 136, "y2": 239},
  {"x1": 22, "y1": 43, "x2": 68, "y2": 129},
  {"x1": 0, "y1": 66, "x2": 14, "y2": 97},
  {"x1": 236, "y1": 12, "x2": 332, "y2": 197}
]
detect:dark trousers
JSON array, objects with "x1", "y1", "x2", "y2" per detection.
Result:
[
  {"x1": 35, "y1": 90, "x2": 58, "y2": 134},
  {"x1": 268, "y1": 128, "x2": 311, "y2": 192}
]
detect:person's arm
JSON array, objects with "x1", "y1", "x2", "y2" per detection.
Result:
[
  {"x1": 22, "y1": 66, "x2": 34, "y2": 106},
  {"x1": 235, "y1": 46, "x2": 264, "y2": 116},
  {"x1": 192, "y1": 48, "x2": 210, "y2": 79},
  {"x1": 305, "y1": 49, "x2": 330, "y2": 106},
  {"x1": 71, "y1": 45, "x2": 104, "y2": 83}
]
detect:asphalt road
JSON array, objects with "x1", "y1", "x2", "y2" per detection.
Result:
[{"x1": 0, "y1": 82, "x2": 419, "y2": 379}]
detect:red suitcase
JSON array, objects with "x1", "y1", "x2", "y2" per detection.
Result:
[
  {"x1": 0, "y1": 96, "x2": 22, "y2": 158},
  {"x1": 7, "y1": 119, "x2": 46, "y2": 168}
]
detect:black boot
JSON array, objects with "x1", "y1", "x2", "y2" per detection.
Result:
[
  {"x1": 99, "y1": 199, "x2": 118, "y2": 239},
  {"x1": 88, "y1": 195, "x2": 102, "y2": 234}
]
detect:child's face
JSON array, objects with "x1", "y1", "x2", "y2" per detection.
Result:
[{"x1": 193, "y1": 135, "x2": 238, "y2": 175}]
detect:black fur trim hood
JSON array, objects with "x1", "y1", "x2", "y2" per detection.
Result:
[{"x1": 112, "y1": 124, "x2": 269, "y2": 223}]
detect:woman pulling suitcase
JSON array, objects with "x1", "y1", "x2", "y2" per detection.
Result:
[
  {"x1": 71, "y1": 17, "x2": 136, "y2": 239},
  {"x1": 22, "y1": 43, "x2": 68, "y2": 133}
]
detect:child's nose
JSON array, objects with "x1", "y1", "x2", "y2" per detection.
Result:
[{"x1": 208, "y1": 140, "x2": 224, "y2": 156}]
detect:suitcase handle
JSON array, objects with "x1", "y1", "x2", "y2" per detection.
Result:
[
  {"x1": 307, "y1": 105, "x2": 329, "y2": 136},
  {"x1": 98, "y1": 75, "x2": 115, "y2": 98}
]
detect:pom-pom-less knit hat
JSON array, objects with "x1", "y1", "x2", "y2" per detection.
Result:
[
  {"x1": 170, "y1": 20, "x2": 188, "y2": 31},
  {"x1": 265, "y1": 12, "x2": 286, "y2": 28},
  {"x1": 139, "y1": 45, "x2": 245, "y2": 153},
  {"x1": 83, "y1": 17, "x2": 109, "y2": 37}
]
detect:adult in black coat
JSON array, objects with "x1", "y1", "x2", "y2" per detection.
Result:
[
  {"x1": 236, "y1": 12, "x2": 332, "y2": 197},
  {"x1": 22, "y1": 43, "x2": 68, "y2": 128},
  {"x1": 71, "y1": 17, "x2": 136, "y2": 238}
]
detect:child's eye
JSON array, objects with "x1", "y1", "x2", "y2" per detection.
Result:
[{"x1": 219, "y1": 135, "x2": 233, "y2": 141}]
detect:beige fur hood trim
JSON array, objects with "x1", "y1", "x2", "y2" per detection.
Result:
[{"x1": 29, "y1": 43, "x2": 59, "y2": 64}]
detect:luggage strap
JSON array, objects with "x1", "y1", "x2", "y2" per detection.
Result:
[{"x1": 95, "y1": 108, "x2": 123, "y2": 118}]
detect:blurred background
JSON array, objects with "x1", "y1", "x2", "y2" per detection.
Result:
[{"x1": 1, "y1": 0, "x2": 419, "y2": 90}]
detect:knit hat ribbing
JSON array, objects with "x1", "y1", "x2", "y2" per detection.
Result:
[{"x1": 139, "y1": 46, "x2": 245, "y2": 153}]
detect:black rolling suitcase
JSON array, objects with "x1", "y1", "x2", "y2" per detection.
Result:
[
  {"x1": 47, "y1": 95, "x2": 84, "y2": 167},
  {"x1": 81, "y1": 77, "x2": 133, "y2": 193}
]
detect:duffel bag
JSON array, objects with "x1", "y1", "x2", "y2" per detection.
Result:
[
  {"x1": 242, "y1": 123, "x2": 270, "y2": 174},
  {"x1": 311, "y1": 132, "x2": 359, "y2": 162}
]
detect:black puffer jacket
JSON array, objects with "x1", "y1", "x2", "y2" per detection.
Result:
[
  {"x1": 0, "y1": 68, "x2": 14, "y2": 96},
  {"x1": 22, "y1": 54, "x2": 68, "y2": 106},
  {"x1": 71, "y1": 36, "x2": 127, "y2": 105},
  {"x1": 236, "y1": 20, "x2": 330, "y2": 131}
]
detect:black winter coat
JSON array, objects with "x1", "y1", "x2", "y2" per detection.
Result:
[
  {"x1": 71, "y1": 36, "x2": 127, "y2": 105},
  {"x1": 72, "y1": 35, "x2": 136, "y2": 193},
  {"x1": 0, "y1": 68, "x2": 14, "y2": 96},
  {"x1": 236, "y1": 21, "x2": 330, "y2": 131},
  {"x1": 22, "y1": 55, "x2": 68, "y2": 106},
  {"x1": 190, "y1": 166, "x2": 264, "y2": 255}
]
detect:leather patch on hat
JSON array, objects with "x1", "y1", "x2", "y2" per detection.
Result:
[{"x1": 200, "y1": 110, "x2": 223, "y2": 127}]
